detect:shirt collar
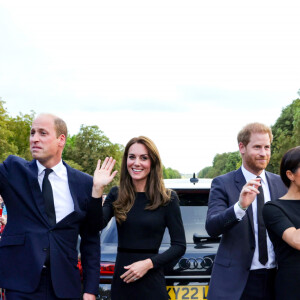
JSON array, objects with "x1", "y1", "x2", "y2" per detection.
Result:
[
  {"x1": 241, "y1": 164, "x2": 267, "y2": 184},
  {"x1": 36, "y1": 160, "x2": 65, "y2": 178}
]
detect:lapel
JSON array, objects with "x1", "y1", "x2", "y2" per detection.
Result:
[
  {"x1": 27, "y1": 160, "x2": 50, "y2": 225},
  {"x1": 234, "y1": 168, "x2": 255, "y2": 234},
  {"x1": 265, "y1": 171, "x2": 278, "y2": 201}
]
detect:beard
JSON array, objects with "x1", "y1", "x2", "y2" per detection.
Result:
[{"x1": 243, "y1": 155, "x2": 270, "y2": 174}]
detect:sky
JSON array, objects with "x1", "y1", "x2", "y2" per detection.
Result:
[{"x1": 0, "y1": 0, "x2": 299, "y2": 174}]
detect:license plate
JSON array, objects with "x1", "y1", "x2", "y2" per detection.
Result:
[{"x1": 167, "y1": 285, "x2": 208, "y2": 300}]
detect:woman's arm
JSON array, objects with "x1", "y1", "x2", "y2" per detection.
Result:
[
  {"x1": 282, "y1": 227, "x2": 300, "y2": 250},
  {"x1": 120, "y1": 192, "x2": 186, "y2": 284},
  {"x1": 150, "y1": 192, "x2": 186, "y2": 269},
  {"x1": 263, "y1": 201, "x2": 299, "y2": 249},
  {"x1": 87, "y1": 158, "x2": 118, "y2": 231}
]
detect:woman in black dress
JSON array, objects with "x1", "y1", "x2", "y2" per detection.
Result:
[
  {"x1": 92, "y1": 136, "x2": 186, "y2": 300},
  {"x1": 263, "y1": 146, "x2": 300, "y2": 300}
]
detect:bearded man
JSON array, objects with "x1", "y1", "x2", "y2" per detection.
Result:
[{"x1": 206, "y1": 122, "x2": 287, "y2": 300}]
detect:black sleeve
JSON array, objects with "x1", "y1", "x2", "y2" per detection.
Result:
[
  {"x1": 86, "y1": 197, "x2": 103, "y2": 232},
  {"x1": 86, "y1": 186, "x2": 119, "y2": 231},
  {"x1": 102, "y1": 186, "x2": 118, "y2": 228},
  {"x1": 263, "y1": 202, "x2": 295, "y2": 238},
  {"x1": 79, "y1": 214, "x2": 101, "y2": 295},
  {"x1": 151, "y1": 192, "x2": 186, "y2": 268}
]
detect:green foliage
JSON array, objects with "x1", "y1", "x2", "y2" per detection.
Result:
[
  {"x1": 163, "y1": 166, "x2": 181, "y2": 179},
  {"x1": 63, "y1": 125, "x2": 124, "y2": 191},
  {"x1": 224, "y1": 151, "x2": 242, "y2": 173},
  {"x1": 0, "y1": 99, "x2": 36, "y2": 162},
  {"x1": 198, "y1": 99, "x2": 300, "y2": 178},
  {"x1": 63, "y1": 159, "x2": 84, "y2": 171},
  {"x1": 198, "y1": 166, "x2": 212, "y2": 178},
  {"x1": 198, "y1": 151, "x2": 241, "y2": 178},
  {"x1": 0, "y1": 96, "x2": 298, "y2": 182},
  {"x1": 268, "y1": 99, "x2": 300, "y2": 174},
  {"x1": 7, "y1": 111, "x2": 35, "y2": 160},
  {"x1": 0, "y1": 100, "x2": 22, "y2": 161}
]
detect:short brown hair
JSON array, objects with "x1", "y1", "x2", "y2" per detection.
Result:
[
  {"x1": 54, "y1": 117, "x2": 68, "y2": 139},
  {"x1": 237, "y1": 122, "x2": 273, "y2": 146}
]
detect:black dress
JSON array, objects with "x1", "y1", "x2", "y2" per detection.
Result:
[
  {"x1": 263, "y1": 199, "x2": 300, "y2": 300},
  {"x1": 102, "y1": 187, "x2": 186, "y2": 300}
]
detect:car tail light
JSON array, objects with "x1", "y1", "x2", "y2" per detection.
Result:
[{"x1": 100, "y1": 262, "x2": 115, "y2": 275}]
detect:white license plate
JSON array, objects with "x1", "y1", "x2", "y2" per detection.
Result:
[{"x1": 167, "y1": 285, "x2": 208, "y2": 300}]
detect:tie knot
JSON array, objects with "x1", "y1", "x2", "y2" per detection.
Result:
[{"x1": 44, "y1": 169, "x2": 53, "y2": 178}]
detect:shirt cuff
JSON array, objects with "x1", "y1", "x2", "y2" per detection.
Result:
[{"x1": 234, "y1": 202, "x2": 246, "y2": 220}]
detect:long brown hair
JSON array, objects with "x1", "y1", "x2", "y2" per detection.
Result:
[{"x1": 113, "y1": 136, "x2": 171, "y2": 224}]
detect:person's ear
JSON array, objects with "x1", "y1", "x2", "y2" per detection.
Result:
[
  {"x1": 58, "y1": 134, "x2": 66, "y2": 147},
  {"x1": 286, "y1": 170, "x2": 295, "y2": 182},
  {"x1": 239, "y1": 142, "x2": 246, "y2": 155}
]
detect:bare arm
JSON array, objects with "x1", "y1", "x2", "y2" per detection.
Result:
[{"x1": 282, "y1": 227, "x2": 300, "y2": 250}]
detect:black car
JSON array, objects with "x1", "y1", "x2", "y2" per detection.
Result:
[{"x1": 97, "y1": 178, "x2": 219, "y2": 300}]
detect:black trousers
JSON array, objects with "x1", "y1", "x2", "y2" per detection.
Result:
[
  {"x1": 240, "y1": 268, "x2": 276, "y2": 300},
  {"x1": 5, "y1": 268, "x2": 80, "y2": 300}
]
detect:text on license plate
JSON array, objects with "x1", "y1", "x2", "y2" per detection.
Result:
[{"x1": 167, "y1": 285, "x2": 208, "y2": 300}]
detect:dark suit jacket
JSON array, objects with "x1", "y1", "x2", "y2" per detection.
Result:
[
  {"x1": 0, "y1": 155, "x2": 101, "y2": 298},
  {"x1": 205, "y1": 168, "x2": 287, "y2": 300}
]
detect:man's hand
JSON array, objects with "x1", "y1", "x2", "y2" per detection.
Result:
[
  {"x1": 83, "y1": 293, "x2": 96, "y2": 300},
  {"x1": 238, "y1": 178, "x2": 261, "y2": 209},
  {"x1": 120, "y1": 259, "x2": 153, "y2": 283}
]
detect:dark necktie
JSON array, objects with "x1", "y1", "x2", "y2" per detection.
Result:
[
  {"x1": 42, "y1": 169, "x2": 56, "y2": 226},
  {"x1": 257, "y1": 176, "x2": 268, "y2": 265}
]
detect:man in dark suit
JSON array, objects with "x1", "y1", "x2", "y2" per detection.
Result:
[
  {"x1": 0, "y1": 114, "x2": 116, "y2": 300},
  {"x1": 206, "y1": 123, "x2": 287, "y2": 300}
]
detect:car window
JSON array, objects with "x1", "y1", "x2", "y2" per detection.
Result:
[
  {"x1": 162, "y1": 189, "x2": 209, "y2": 244},
  {"x1": 101, "y1": 218, "x2": 118, "y2": 243}
]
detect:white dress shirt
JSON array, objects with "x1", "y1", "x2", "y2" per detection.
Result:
[
  {"x1": 37, "y1": 160, "x2": 74, "y2": 223},
  {"x1": 234, "y1": 165, "x2": 276, "y2": 270}
]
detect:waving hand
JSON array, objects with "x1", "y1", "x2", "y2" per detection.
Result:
[{"x1": 92, "y1": 157, "x2": 118, "y2": 198}]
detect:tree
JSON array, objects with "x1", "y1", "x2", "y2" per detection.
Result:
[
  {"x1": 198, "y1": 151, "x2": 241, "y2": 178},
  {"x1": 63, "y1": 125, "x2": 123, "y2": 191},
  {"x1": 198, "y1": 166, "x2": 213, "y2": 178},
  {"x1": 163, "y1": 166, "x2": 181, "y2": 179},
  {"x1": 268, "y1": 99, "x2": 300, "y2": 174},
  {"x1": 224, "y1": 151, "x2": 241, "y2": 173},
  {"x1": 0, "y1": 99, "x2": 18, "y2": 161},
  {"x1": 7, "y1": 111, "x2": 35, "y2": 160},
  {"x1": 198, "y1": 99, "x2": 300, "y2": 178}
]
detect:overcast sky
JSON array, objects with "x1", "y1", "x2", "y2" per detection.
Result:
[{"x1": 0, "y1": 0, "x2": 299, "y2": 174}]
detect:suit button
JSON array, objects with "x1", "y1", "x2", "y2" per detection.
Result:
[{"x1": 43, "y1": 248, "x2": 48, "y2": 251}]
